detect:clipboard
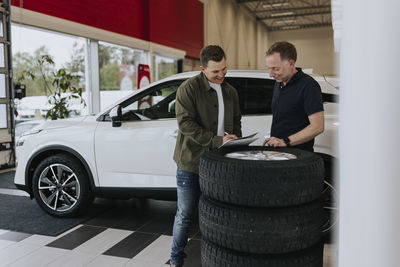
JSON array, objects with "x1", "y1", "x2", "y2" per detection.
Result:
[{"x1": 219, "y1": 132, "x2": 258, "y2": 148}]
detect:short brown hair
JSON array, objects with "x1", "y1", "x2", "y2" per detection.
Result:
[
  {"x1": 266, "y1": 41, "x2": 297, "y2": 61},
  {"x1": 200, "y1": 45, "x2": 226, "y2": 67}
]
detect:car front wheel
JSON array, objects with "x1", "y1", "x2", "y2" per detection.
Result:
[{"x1": 32, "y1": 153, "x2": 92, "y2": 217}]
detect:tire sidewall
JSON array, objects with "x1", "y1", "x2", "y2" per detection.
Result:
[
  {"x1": 199, "y1": 146, "x2": 325, "y2": 207},
  {"x1": 201, "y1": 238, "x2": 324, "y2": 267},
  {"x1": 199, "y1": 195, "x2": 324, "y2": 254}
]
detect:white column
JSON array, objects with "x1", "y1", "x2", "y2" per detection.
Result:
[
  {"x1": 339, "y1": 1, "x2": 400, "y2": 266},
  {"x1": 85, "y1": 39, "x2": 100, "y2": 115},
  {"x1": 148, "y1": 50, "x2": 154, "y2": 82}
]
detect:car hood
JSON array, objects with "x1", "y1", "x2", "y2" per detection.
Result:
[{"x1": 36, "y1": 116, "x2": 91, "y2": 131}]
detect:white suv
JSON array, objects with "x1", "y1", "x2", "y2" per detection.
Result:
[{"x1": 14, "y1": 70, "x2": 339, "y2": 217}]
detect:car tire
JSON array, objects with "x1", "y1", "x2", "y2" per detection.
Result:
[
  {"x1": 32, "y1": 153, "x2": 93, "y2": 217},
  {"x1": 199, "y1": 195, "x2": 324, "y2": 254},
  {"x1": 199, "y1": 146, "x2": 325, "y2": 207},
  {"x1": 201, "y1": 238, "x2": 324, "y2": 267}
]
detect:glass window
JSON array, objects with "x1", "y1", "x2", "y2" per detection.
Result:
[
  {"x1": 0, "y1": 43, "x2": 4, "y2": 68},
  {"x1": 0, "y1": 104, "x2": 6, "y2": 128},
  {"x1": 225, "y1": 77, "x2": 275, "y2": 115},
  {"x1": 98, "y1": 41, "x2": 148, "y2": 110},
  {"x1": 152, "y1": 54, "x2": 178, "y2": 82},
  {"x1": 119, "y1": 81, "x2": 184, "y2": 121},
  {"x1": 0, "y1": 73, "x2": 5, "y2": 98},
  {"x1": 11, "y1": 24, "x2": 86, "y2": 120},
  {"x1": 0, "y1": 18, "x2": 4, "y2": 38}
]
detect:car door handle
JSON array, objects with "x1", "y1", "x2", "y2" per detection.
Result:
[{"x1": 169, "y1": 130, "x2": 178, "y2": 138}]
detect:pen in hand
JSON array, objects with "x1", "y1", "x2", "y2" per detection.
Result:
[
  {"x1": 224, "y1": 132, "x2": 238, "y2": 138},
  {"x1": 222, "y1": 131, "x2": 238, "y2": 144},
  {"x1": 223, "y1": 134, "x2": 233, "y2": 145}
]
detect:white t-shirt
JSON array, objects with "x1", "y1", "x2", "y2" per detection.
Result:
[{"x1": 208, "y1": 81, "x2": 225, "y2": 136}]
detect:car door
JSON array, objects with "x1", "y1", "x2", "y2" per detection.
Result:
[
  {"x1": 94, "y1": 80, "x2": 184, "y2": 188},
  {"x1": 225, "y1": 77, "x2": 275, "y2": 145}
]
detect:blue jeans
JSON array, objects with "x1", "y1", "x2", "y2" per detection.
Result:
[{"x1": 170, "y1": 168, "x2": 201, "y2": 266}]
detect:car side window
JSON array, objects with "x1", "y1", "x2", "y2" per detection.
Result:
[
  {"x1": 120, "y1": 82, "x2": 183, "y2": 121},
  {"x1": 225, "y1": 77, "x2": 275, "y2": 115}
]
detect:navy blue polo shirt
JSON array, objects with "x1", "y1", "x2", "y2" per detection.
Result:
[{"x1": 270, "y1": 68, "x2": 323, "y2": 152}]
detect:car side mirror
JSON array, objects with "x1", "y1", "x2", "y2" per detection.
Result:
[{"x1": 109, "y1": 105, "x2": 122, "y2": 127}]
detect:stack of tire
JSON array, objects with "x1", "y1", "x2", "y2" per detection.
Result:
[{"x1": 199, "y1": 146, "x2": 325, "y2": 267}]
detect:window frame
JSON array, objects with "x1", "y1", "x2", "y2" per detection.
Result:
[{"x1": 98, "y1": 79, "x2": 185, "y2": 122}]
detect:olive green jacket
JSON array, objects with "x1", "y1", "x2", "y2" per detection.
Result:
[{"x1": 173, "y1": 72, "x2": 242, "y2": 174}]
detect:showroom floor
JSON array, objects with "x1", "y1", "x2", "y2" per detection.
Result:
[{"x1": 0, "y1": 169, "x2": 337, "y2": 267}]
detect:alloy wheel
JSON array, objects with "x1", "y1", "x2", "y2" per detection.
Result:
[
  {"x1": 37, "y1": 163, "x2": 80, "y2": 212},
  {"x1": 322, "y1": 180, "x2": 338, "y2": 233}
]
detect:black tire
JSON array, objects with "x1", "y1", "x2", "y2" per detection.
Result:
[
  {"x1": 199, "y1": 196, "x2": 324, "y2": 254},
  {"x1": 199, "y1": 146, "x2": 325, "y2": 207},
  {"x1": 201, "y1": 238, "x2": 323, "y2": 267},
  {"x1": 32, "y1": 153, "x2": 93, "y2": 217}
]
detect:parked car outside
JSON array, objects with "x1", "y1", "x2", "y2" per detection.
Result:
[
  {"x1": 14, "y1": 70, "x2": 339, "y2": 217},
  {"x1": 14, "y1": 109, "x2": 36, "y2": 123}
]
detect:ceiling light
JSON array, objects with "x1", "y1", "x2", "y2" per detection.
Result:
[
  {"x1": 270, "y1": 11, "x2": 294, "y2": 17},
  {"x1": 272, "y1": 2, "x2": 289, "y2": 7},
  {"x1": 263, "y1": 2, "x2": 289, "y2": 8},
  {"x1": 275, "y1": 19, "x2": 296, "y2": 24},
  {"x1": 281, "y1": 25, "x2": 301, "y2": 30}
]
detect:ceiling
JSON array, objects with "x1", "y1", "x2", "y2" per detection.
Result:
[{"x1": 237, "y1": 0, "x2": 332, "y2": 31}]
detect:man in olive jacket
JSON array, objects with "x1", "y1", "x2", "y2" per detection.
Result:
[{"x1": 170, "y1": 45, "x2": 242, "y2": 267}]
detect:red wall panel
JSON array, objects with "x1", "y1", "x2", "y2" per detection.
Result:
[
  {"x1": 11, "y1": 0, "x2": 149, "y2": 40},
  {"x1": 11, "y1": 0, "x2": 203, "y2": 58},
  {"x1": 149, "y1": 0, "x2": 203, "y2": 58}
]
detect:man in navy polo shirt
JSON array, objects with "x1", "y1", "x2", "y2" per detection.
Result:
[{"x1": 263, "y1": 41, "x2": 324, "y2": 152}]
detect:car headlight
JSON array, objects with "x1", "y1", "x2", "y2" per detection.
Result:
[
  {"x1": 17, "y1": 129, "x2": 42, "y2": 147},
  {"x1": 21, "y1": 129, "x2": 42, "y2": 137}
]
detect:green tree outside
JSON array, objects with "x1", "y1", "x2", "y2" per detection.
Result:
[
  {"x1": 13, "y1": 42, "x2": 153, "y2": 96},
  {"x1": 13, "y1": 46, "x2": 55, "y2": 96},
  {"x1": 100, "y1": 61, "x2": 119, "y2": 91}
]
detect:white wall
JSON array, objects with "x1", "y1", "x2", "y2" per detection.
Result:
[
  {"x1": 268, "y1": 27, "x2": 338, "y2": 76},
  {"x1": 339, "y1": 0, "x2": 400, "y2": 266},
  {"x1": 256, "y1": 23, "x2": 270, "y2": 70},
  {"x1": 183, "y1": 58, "x2": 201, "y2": 72},
  {"x1": 204, "y1": 1, "x2": 336, "y2": 75},
  {"x1": 204, "y1": 0, "x2": 269, "y2": 70}
]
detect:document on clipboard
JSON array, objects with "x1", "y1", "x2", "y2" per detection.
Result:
[{"x1": 219, "y1": 132, "x2": 258, "y2": 148}]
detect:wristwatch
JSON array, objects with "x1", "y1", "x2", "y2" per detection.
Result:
[{"x1": 283, "y1": 137, "x2": 291, "y2": 147}]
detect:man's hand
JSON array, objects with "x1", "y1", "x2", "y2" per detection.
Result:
[
  {"x1": 223, "y1": 134, "x2": 237, "y2": 144},
  {"x1": 263, "y1": 111, "x2": 324, "y2": 147},
  {"x1": 263, "y1": 136, "x2": 286, "y2": 147}
]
